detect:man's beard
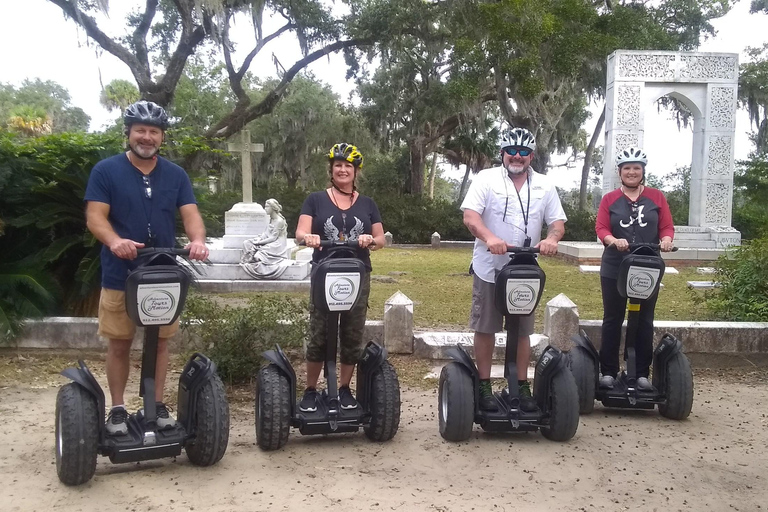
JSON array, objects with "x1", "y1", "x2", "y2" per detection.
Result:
[
  {"x1": 130, "y1": 141, "x2": 159, "y2": 160},
  {"x1": 504, "y1": 162, "x2": 527, "y2": 175}
]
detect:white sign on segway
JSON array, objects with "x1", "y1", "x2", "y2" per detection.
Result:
[
  {"x1": 505, "y1": 278, "x2": 541, "y2": 315},
  {"x1": 325, "y1": 272, "x2": 361, "y2": 311},
  {"x1": 626, "y1": 266, "x2": 661, "y2": 299},
  {"x1": 136, "y1": 283, "x2": 181, "y2": 325}
]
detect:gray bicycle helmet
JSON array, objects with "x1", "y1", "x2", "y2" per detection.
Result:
[
  {"x1": 500, "y1": 127, "x2": 536, "y2": 151},
  {"x1": 124, "y1": 100, "x2": 169, "y2": 130},
  {"x1": 616, "y1": 147, "x2": 648, "y2": 167}
]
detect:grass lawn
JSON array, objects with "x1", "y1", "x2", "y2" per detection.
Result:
[{"x1": 214, "y1": 247, "x2": 711, "y2": 330}]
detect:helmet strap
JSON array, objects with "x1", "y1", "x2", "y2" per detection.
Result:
[{"x1": 331, "y1": 180, "x2": 355, "y2": 196}]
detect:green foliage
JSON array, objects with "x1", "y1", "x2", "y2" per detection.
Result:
[
  {"x1": 561, "y1": 202, "x2": 597, "y2": 242},
  {"x1": 99, "y1": 79, "x2": 140, "y2": 112},
  {"x1": 739, "y1": 44, "x2": 768, "y2": 153},
  {"x1": 194, "y1": 190, "x2": 241, "y2": 238},
  {"x1": 0, "y1": 132, "x2": 123, "y2": 315},
  {"x1": 702, "y1": 238, "x2": 768, "y2": 321},
  {"x1": 181, "y1": 293, "x2": 308, "y2": 384},
  {"x1": 0, "y1": 261, "x2": 56, "y2": 343},
  {"x1": 732, "y1": 154, "x2": 768, "y2": 240},
  {"x1": 0, "y1": 79, "x2": 90, "y2": 134},
  {"x1": 375, "y1": 195, "x2": 470, "y2": 243}
]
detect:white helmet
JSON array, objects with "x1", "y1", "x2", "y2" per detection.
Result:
[
  {"x1": 616, "y1": 147, "x2": 648, "y2": 167},
  {"x1": 500, "y1": 127, "x2": 536, "y2": 152}
]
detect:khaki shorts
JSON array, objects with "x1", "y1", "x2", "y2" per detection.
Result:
[
  {"x1": 469, "y1": 275, "x2": 535, "y2": 335},
  {"x1": 98, "y1": 288, "x2": 180, "y2": 340}
]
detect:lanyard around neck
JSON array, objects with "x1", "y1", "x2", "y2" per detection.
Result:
[{"x1": 503, "y1": 170, "x2": 531, "y2": 237}]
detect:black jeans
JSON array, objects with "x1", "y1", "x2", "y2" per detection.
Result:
[{"x1": 599, "y1": 276, "x2": 658, "y2": 379}]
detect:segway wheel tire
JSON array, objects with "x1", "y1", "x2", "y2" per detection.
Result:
[
  {"x1": 255, "y1": 364, "x2": 291, "y2": 450},
  {"x1": 658, "y1": 351, "x2": 694, "y2": 420},
  {"x1": 567, "y1": 348, "x2": 596, "y2": 415},
  {"x1": 438, "y1": 362, "x2": 474, "y2": 442},
  {"x1": 540, "y1": 368, "x2": 580, "y2": 442},
  {"x1": 364, "y1": 360, "x2": 401, "y2": 442},
  {"x1": 185, "y1": 373, "x2": 230, "y2": 466},
  {"x1": 55, "y1": 383, "x2": 99, "y2": 486}
]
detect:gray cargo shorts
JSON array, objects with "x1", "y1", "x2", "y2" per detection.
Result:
[{"x1": 469, "y1": 274, "x2": 535, "y2": 335}]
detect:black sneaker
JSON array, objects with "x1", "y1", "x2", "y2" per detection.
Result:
[
  {"x1": 519, "y1": 381, "x2": 538, "y2": 412},
  {"x1": 155, "y1": 402, "x2": 177, "y2": 430},
  {"x1": 299, "y1": 388, "x2": 318, "y2": 412},
  {"x1": 479, "y1": 380, "x2": 497, "y2": 411},
  {"x1": 339, "y1": 386, "x2": 358, "y2": 410},
  {"x1": 106, "y1": 406, "x2": 128, "y2": 436}
]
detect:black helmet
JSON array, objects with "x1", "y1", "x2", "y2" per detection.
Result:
[{"x1": 124, "y1": 100, "x2": 169, "y2": 130}]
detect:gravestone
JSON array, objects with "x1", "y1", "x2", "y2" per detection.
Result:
[{"x1": 222, "y1": 130, "x2": 267, "y2": 249}]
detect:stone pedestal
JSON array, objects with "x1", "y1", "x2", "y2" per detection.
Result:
[
  {"x1": 707, "y1": 226, "x2": 741, "y2": 248},
  {"x1": 543, "y1": 293, "x2": 580, "y2": 352},
  {"x1": 222, "y1": 202, "x2": 268, "y2": 248},
  {"x1": 384, "y1": 291, "x2": 413, "y2": 354},
  {"x1": 431, "y1": 232, "x2": 441, "y2": 248},
  {"x1": 384, "y1": 231, "x2": 393, "y2": 246}
]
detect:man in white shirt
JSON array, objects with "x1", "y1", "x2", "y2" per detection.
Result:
[{"x1": 460, "y1": 126, "x2": 566, "y2": 412}]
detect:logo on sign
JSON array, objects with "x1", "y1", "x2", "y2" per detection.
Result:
[
  {"x1": 508, "y1": 285, "x2": 535, "y2": 308},
  {"x1": 628, "y1": 272, "x2": 655, "y2": 295},
  {"x1": 329, "y1": 278, "x2": 355, "y2": 302},
  {"x1": 140, "y1": 290, "x2": 176, "y2": 318}
]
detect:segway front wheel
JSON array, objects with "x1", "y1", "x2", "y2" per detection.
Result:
[
  {"x1": 185, "y1": 373, "x2": 230, "y2": 466},
  {"x1": 255, "y1": 364, "x2": 291, "y2": 450},
  {"x1": 540, "y1": 368, "x2": 579, "y2": 442},
  {"x1": 438, "y1": 362, "x2": 474, "y2": 442},
  {"x1": 658, "y1": 351, "x2": 693, "y2": 420},
  {"x1": 364, "y1": 360, "x2": 401, "y2": 442},
  {"x1": 55, "y1": 383, "x2": 99, "y2": 486},
  {"x1": 567, "y1": 348, "x2": 596, "y2": 414}
]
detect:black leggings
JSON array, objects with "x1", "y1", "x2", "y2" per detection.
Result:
[{"x1": 599, "y1": 277, "x2": 658, "y2": 379}]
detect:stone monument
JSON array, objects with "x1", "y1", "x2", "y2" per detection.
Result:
[
  {"x1": 222, "y1": 129, "x2": 267, "y2": 249},
  {"x1": 603, "y1": 50, "x2": 741, "y2": 249},
  {"x1": 240, "y1": 199, "x2": 294, "y2": 279}
]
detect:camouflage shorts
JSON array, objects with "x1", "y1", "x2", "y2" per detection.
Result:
[{"x1": 306, "y1": 272, "x2": 371, "y2": 365}]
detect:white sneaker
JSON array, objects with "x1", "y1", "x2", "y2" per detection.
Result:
[
  {"x1": 636, "y1": 377, "x2": 653, "y2": 391},
  {"x1": 599, "y1": 375, "x2": 615, "y2": 389}
]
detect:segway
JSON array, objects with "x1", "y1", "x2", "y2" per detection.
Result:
[
  {"x1": 568, "y1": 243, "x2": 693, "y2": 419},
  {"x1": 55, "y1": 248, "x2": 230, "y2": 486},
  {"x1": 439, "y1": 246, "x2": 580, "y2": 442},
  {"x1": 255, "y1": 239, "x2": 400, "y2": 450}
]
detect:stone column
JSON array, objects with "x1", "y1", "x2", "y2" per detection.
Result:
[
  {"x1": 384, "y1": 291, "x2": 413, "y2": 354},
  {"x1": 543, "y1": 293, "x2": 580, "y2": 352},
  {"x1": 431, "y1": 232, "x2": 441, "y2": 249}
]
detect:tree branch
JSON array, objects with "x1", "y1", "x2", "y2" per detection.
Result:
[
  {"x1": 579, "y1": 105, "x2": 606, "y2": 210},
  {"x1": 133, "y1": 0, "x2": 158, "y2": 72},
  {"x1": 48, "y1": 0, "x2": 149, "y2": 85},
  {"x1": 206, "y1": 38, "x2": 372, "y2": 139},
  {"x1": 236, "y1": 22, "x2": 296, "y2": 83}
]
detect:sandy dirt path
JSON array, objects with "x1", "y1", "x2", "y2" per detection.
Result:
[{"x1": 0, "y1": 355, "x2": 766, "y2": 512}]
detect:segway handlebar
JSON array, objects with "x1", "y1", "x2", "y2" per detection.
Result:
[
  {"x1": 506, "y1": 246, "x2": 540, "y2": 254},
  {"x1": 135, "y1": 247, "x2": 192, "y2": 257},
  {"x1": 299, "y1": 239, "x2": 377, "y2": 249},
  {"x1": 607, "y1": 242, "x2": 678, "y2": 252}
]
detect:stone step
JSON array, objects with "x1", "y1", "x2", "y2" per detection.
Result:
[
  {"x1": 674, "y1": 232, "x2": 713, "y2": 241},
  {"x1": 195, "y1": 261, "x2": 311, "y2": 281},
  {"x1": 579, "y1": 265, "x2": 677, "y2": 274},
  {"x1": 687, "y1": 281, "x2": 721, "y2": 289},
  {"x1": 196, "y1": 279, "x2": 310, "y2": 293},
  {"x1": 674, "y1": 239, "x2": 717, "y2": 249},
  {"x1": 413, "y1": 331, "x2": 550, "y2": 360},
  {"x1": 425, "y1": 364, "x2": 536, "y2": 380}
]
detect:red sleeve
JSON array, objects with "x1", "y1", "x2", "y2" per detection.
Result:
[
  {"x1": 651, "y1": 189, "x2": 675, "y2": 240},
  {"x1": 595, "y1": 190, "x2": 618, "y2": 243}
]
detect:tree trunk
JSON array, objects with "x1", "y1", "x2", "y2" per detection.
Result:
[
  {"x1": 457, "y1": 165, "x2": 471, "y2": 204},
  {"x1": 579, "y1": 106, "x2": 606, "y2": 211},
  {"x1": 428, "y1": 152, "x2": 438, "y2": 199},
  {"x1": 408, "y1": 140, "x2": 426, "y2": 196}
]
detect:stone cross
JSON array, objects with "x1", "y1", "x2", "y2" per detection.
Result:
[{"x1": 227, "y1": 129, "x2": 264, "y2": 203}]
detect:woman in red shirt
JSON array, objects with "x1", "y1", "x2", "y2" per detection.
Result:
[{"x1": 595, "y1": 148, "x2": 675, "y2": 391}]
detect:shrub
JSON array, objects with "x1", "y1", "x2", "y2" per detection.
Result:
[
  {"x1": 180, "y1": 293, "x2": 309, "y2": 384},
  {"x1": 702, "y1": 238, "x2": 768, "y2": 321}
]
